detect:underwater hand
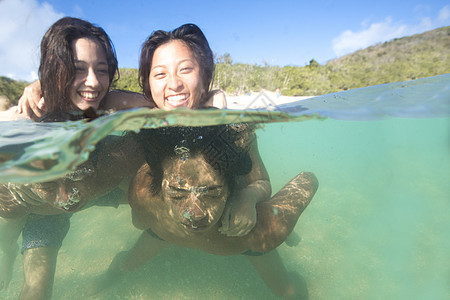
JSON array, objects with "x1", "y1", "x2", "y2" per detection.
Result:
[
  {"x1": 8, "y1": 183, "x2": 46, "y2": 206},
  {"x1": 219, "y1": 192, "x2": 257, "y2": 237}
]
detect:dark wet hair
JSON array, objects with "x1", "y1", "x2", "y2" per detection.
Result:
[
  {"x1": 39, "y1": 17, "x2": 118, "y2": 113},
  {"x1": 138, "y1": 23, "x2": 215, "y2": 106},
  {"x1": 137, "y1": 124, "x2": 253, "y2": 194}
]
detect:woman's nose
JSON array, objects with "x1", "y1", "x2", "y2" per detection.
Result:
[
  {"x1": 85, "y1": 68, "x2": 100, "y2": 87},
  {"x1": 168, "y1": 74, "x2": 182, "y2": 90}
]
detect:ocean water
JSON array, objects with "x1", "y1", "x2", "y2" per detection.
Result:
[{"x1": 1, "y1": 75, "x2": 449, "y2": 299}]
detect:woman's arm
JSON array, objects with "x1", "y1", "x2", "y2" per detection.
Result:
[
  {"x1": 17, "y1": 80, "x2": 45, "y2": 120},
  {"x1": 203, "y1": 90, "x2": 227, "y2": 109},
  {"x1": 220, "y1": 137, "x2": 271, "y2": 237},
  {"x1": 100, "y1": 90, "x2": 155, "y2": 110},
  {"x1": 17, "y1": 81, "x2": 156, "y2": 120}
]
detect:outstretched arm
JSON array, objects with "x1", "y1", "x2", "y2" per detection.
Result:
[
  {"x1": 247, "y1": 172, "x2": 318, "y2": 253},
  {"x1": 17, "y1": 81, "x2": 156, "y2": 120},
  {"x1": 100, "y1": 90, "x2": 155, "y2": 110}
]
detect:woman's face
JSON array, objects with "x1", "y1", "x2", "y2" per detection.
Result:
[
  {"x1": 161, "y1": 154, "x2": 228, "y2": 233},
  {"x1": 69, "y1": 38, "x2": 110, "y2": 110},
  {"x1": 149, "y1": 40, "x2": 204, "y2": 110}
]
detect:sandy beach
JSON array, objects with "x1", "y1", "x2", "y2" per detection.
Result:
[{"x1": 225, "y1": 91, "x2": 313, "y2": 110}]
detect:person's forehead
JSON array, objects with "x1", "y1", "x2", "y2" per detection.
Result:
[
  {"x1": 153, "y1": 40, "x2": 196, "y2": 62},
  {"x1": 72, "y1": 38, "x2": 106, "y2": 59}
]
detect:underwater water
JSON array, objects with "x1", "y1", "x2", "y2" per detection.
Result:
[{"x1": 1, "y1": 75, "x2": 449, "y2": 299}]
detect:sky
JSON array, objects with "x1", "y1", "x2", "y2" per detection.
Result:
[{"x1": 0, "y1": 0, "x2": 449, "y2": 81}]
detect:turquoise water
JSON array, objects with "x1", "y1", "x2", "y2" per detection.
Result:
[{"x1": 1, "y1": 75, "x2": 449, "y2": 299}]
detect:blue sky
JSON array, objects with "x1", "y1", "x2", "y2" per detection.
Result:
[{"x1": 0, "y1": 0, "x2": 449, "y2": 81}]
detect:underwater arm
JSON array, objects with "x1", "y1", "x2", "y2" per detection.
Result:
[
  {"x1": 246, "y1": 172, "x2": 318, "y2": 253},
  {"x1": 220, "y1": 137, "x2": 271, "y2": 237}
]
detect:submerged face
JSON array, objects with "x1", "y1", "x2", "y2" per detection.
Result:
[
  {"x1": 161, "y1": 154, "x2": 228, "y2": 232},
  {"x1": 30, "y1": 164, "x2": 94, "y2": 212},
  {"x1": 149, "y1": 40, "x2": 204, "y2": 110},
  {"x1": 69, "y1": 38, "x2": 110, "y2": 110}
]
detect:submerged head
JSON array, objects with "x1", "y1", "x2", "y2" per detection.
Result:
[
  {"x1": 29, "y1": 162, "x2": 95, "y2": 212},
  {"x1": 39, "y1": 17, "x2": 118, "y2": 112},
  {"x1": 139, "y1": 24, "x2": 214, "y2": 110},
  {"x1": 162, "y1": 154, "x2": 228, "y2": 232},
  {"x1": 138, "y1": 125, "x2": 253, "y2": 233}
]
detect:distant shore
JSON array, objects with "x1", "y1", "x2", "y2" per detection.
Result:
[
  {"x1": 0, "y1": 92, "x2": 313, "y2": 121},
  {"x1": 226, "y1": 91, "x2": 313, "y2": 110}
]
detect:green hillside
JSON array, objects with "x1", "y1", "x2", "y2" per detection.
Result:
[
  {"x1": 213, "y1": 26, "x2": 450, "y2": 96},
  {"x1": 1, "y1": 26, "x2": 449, "y2": 107},
  {"x1": 0, "y1": 76, "x2": 29, "y2": 107}
]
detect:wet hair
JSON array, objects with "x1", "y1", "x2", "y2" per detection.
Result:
[
  {"x1": 39, "y1": 17, "x2": 118, "y2": 113},
  {"x1": 138, "y1": 23, "x2": 215, "y2": 106},
  {"x1": 137, "y1": 124, "x2": 253, "y2": 194}
]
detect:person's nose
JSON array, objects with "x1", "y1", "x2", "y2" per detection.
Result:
[
  {"x1": 167, "y1": 73, "x2": 183, "y2": 91},
  {"x1": 85, "y1": 68, "x2": 100, "y2": 88},
  {"x1": 186, "y1": 194, "x2": 206, "y2": 221}
]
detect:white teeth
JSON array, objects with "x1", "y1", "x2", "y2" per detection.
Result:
[
  {"x1": 167, "y1": 94, "x2": 186, "y2": 102},
  {"x1": 79, "y1": 92, "x2": 99, "y2": 99}
]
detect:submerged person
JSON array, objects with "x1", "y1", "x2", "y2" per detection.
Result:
[
  {"x1": 3, "y1": 22, "x2": 254, "y2": 298},
  {"x1": 134, "y1": 23, "x2": 269, "y2": 235},
  {"x1": 95, "y1": 125, "x2": 318, "y2": 299},
  {"x1": 18, "y1": 23, "x2": 264, "y2": 235},
  {"x1": 88, "y1": 24, "x2": 316, "y2": 298},
  {"x1": 0, "y1": 17, "x2": 146, "y2": 299}
]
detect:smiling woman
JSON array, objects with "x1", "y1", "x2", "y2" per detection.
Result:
[
  {"x1": 138, "y1": 23, "x2": 217, "y2": 110},
  {"x1": 0, "y1": 17, "x2": 145, "y2": 300},
  {"x1": 149, "y1": 40, "x2": 205, "y2": 109},
  {"x1": 38, "y1": 17, "x2": 118, "y2": 113},
  {"x1": 69, "y1": 38, "x2": 110, "y2": 110}
]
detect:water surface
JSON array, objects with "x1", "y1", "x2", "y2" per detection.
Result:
[{"x1": 1, "y1": 75, "x2": 449, "y2": 299}]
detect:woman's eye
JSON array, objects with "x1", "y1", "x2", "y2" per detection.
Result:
[
  {"x1": 152, "y1": 69, "x2": 166, "y2": 79},
  {"x1": 97, "y1": 68, "x2": 109, "y2": 75},
  {"x1": 180, "y1": 67, "x2": 193, "y2": 73}
]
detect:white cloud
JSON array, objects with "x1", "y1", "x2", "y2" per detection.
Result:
[
  {"x1": 438, "y1": 5, "x2": 450, "y2": 22},
  {"x1": 332, "y1": 5, "x2": 450, "y2": 58},
  {"x1": 0, "y1": 0, "x2": 63, "y2": 81}
]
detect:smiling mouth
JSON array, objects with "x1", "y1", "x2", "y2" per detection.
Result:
[
  {"x1": 79, "y1": 91, "x2": 100, "y2": 101},
  {"x1": 166, "y1": 94, "x2": 189, "y2": 107}
]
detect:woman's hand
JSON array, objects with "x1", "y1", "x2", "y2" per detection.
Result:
[
  {"x1": 219, "y1": 188, "x2": 258, "y2": 237},
  {"x1": 17, "y1": 80, "x2": 45, "y2": 120},
  {"x1": 7, "y1": 183, "x2": 46, "y2": 206}
]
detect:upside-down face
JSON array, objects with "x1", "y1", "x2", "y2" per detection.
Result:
[{"x1": 161, "y1": 154, "x2": 228, "y2": 233}]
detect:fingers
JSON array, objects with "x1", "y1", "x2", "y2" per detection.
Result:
[
  {"x1": 219, "y1": 213, "x2": 256, "y2": 237},
  {"x1": 7, "y1": 184, "x2": 44, "y2": 206},
  {"x1": 38, "y1": 97, "x2": 45, "y2": 110},
  {"x1": 222, "y1": 217, "x2": 255, "y2": 237},
  {"x1": 219, "y1": 203, "x2": 232, "y2": 233},
  {"x1": 16, "y1": 185, "x2": 45, "y2": 205},
  {"x1": 17, "y1": 80, "x2": 45, "y2": 120}
]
